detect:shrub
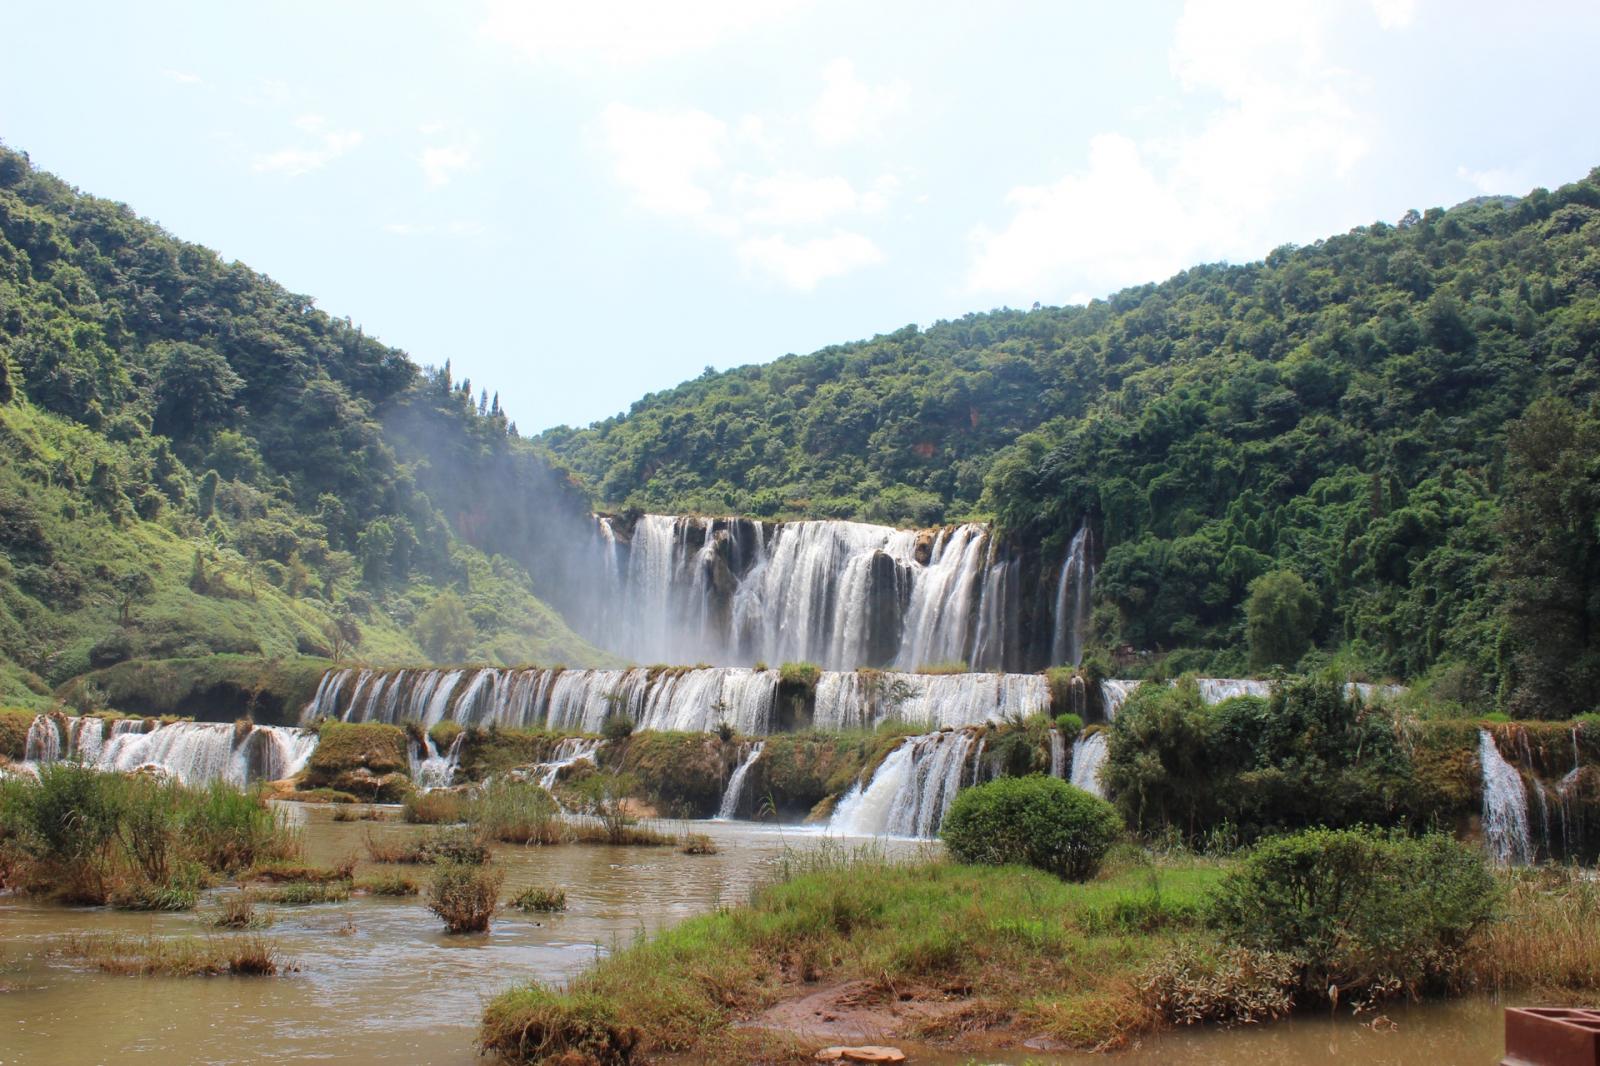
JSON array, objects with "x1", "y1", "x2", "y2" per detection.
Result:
[
  {"x1": 429, "y1": 862, "x2": 505, "y2": 933},
  {"x1": 1055, "y1": 713, "x2": 1084, "y2": 736},
  {"x1": 1143, "y1": 946, "x2": 1299, "y2": 1026},
  {"x1": 680, "y1": 832, "x2": 718, "y2": 855},
  {"x1": 574, "y1": 773, "x2": 643, "y2": 844},
  {"x1": 421, "y1": 826, "x2": 491, "y2": 865},
  {"x1": 600, "y1": 714, "x2": 635, "y2": 741},
  {"x1": 1209, "y1": 827, "x2": 1498, "y2": 1001},
  {"x1": 941, "y1": 775, "x2": 1122, "y2": 881},
  {"x1": 512, "y1": 885, "x2": 567, "y2": 912},
  {"x1": 211, "y1": 892, "x2": 271, "y2": 929}
]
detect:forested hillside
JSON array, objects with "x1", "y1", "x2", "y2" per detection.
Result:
[
  {"x1": 0, "y1": 144, "x2": 605, "y2": 705},
  {"x1": 544, "y1": 172, "x2": 1600, "y2": 714}
]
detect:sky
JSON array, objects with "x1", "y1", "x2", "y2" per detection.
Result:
[{"x1": 3, "y1": 1, "x2": 1598, "y2": 434}]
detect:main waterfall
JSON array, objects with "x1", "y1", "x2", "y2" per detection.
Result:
[
  {"x1": 304, "y1": 665, "x2": 1054, "y2": 734},
  {"x1": 578, "y1": 515, "x2": 1093, "y2": 671}
]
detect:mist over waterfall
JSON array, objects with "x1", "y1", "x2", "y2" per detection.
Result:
[
  {"x1": 578, "y1": 514, "x2": 1080, "y2": 671},
  {"x1": 21, "y1": 715, "x2": 316, "y2": 787}
]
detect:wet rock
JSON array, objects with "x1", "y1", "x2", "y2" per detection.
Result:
[{"x1": 815, "y1": 1047, "x2": 907, "y2": 1064}]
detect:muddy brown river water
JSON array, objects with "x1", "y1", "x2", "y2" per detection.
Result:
[{"x1": 0, "y1": 805, "x2": 1515, "y2": 1065}]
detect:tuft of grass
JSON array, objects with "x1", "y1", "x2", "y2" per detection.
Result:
[
  {"x1": 248, "y1": 855, "x2": 356, "y2": 884},
  {"x1": 428, "y1": 862, "x2": 505, "y2": 934},
  {"x1": 210, "y1": 892, "x2": 272, "y2": 929},
  {"x1": 332, "y1": 805, "x2": 389, "y2": 822},
  {"x1": 364, "y1": 825, "x2": 490, "y2": 865},
  {"x1": 480, "y1": 986, "x2": 640, "y2": 1065},
  {"x1": 61, "y1": 933, "x2": 294, "y2": 977},
  {"x1": 403, "y1": 789, "x2": 468, "y2": 824},
  {"x1": 356, "y1": 871, "x2": 420, "y2": 896},
  {"x1": 563, "y1": 821, "x2": 674, "y2": 847},
  {"x1": 512, "y1": 885, "x2": 568, "y2": 913},
  {"x1": 108, "y1": 874, "x2": 202, "y2": 912},
  {"x1": 467, "y1": 778, "x2": 561, "y2": 844},
  {"x1": 679, "y1": 832, "x2": 718, "y2": 855},
  {"x1": 257, "y1": 880, "x2": 352, "y2": 905}
]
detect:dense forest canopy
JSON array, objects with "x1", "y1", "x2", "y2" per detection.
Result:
[
  {"x1": 542, "y1": 172, "x2": 1600, "y2": 713},
  {"x1": 0, "y1": 142, "x2": 604, "y2": 704}
]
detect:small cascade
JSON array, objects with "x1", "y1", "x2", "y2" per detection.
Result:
[
  {"x1": 1069, "y1": 731, "x2": 1109, "y2": 798},
  {"x1": 1195, "y1": 678, "x2": 1272, "y2": 703},
  {"x1": 826, "y1": 730, "x2": 976, "y2": 838},
  {"x1": 1050, "y1": 525, "x2": 1094, "y2": 667},
  {"x1": 1100, "y1": 680, "x2": 1140, "y2": 720},
  {"x1": 23, "y1": 715, "x2": 318, "y2": 788},
  {"x1": 1479, "y1": 729, "x2": 1535, "y2": 865},
  {"x1": 412, "y1": 732, "x2": 464, "y2": 791},
  {"x1": 812, "y1": 670, "x2": 1050, "y2": 731},
  {"x1": 715, "y1": 741, "x2": 766, "y2": 819},
  {"x1": 532, "y1": 738, "x2": 606, "y2": 791},
  {"x1": 1048, "y1": 728, "x2": 1066, "y2": 778}
]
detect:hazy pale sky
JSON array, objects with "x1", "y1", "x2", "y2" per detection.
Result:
[{"x1": 3, "y1": 1, "x2": 1597, "y2": 432}]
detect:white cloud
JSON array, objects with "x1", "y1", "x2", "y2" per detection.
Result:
[
  {"x1": 1456, "y1": 164, "x2": 1531, "y2": 196},
  {"x1": 600, "y1": 103, "x2": 729, "y2": 219},
  {"x1": 384, "y1": 221, "x2": 486, "y2": 237},
  {"x1": 163, "y1": 69, "x2": 201, "y2": 85},
  {"x1": 968, "y1": 0, "x2": 1406, "y2": 301},
  {"x1": 252, "y1": 114, "x2": 362, "y2": 177},
  {"x1": 738, "y1": 231, "x2": 885, "y2": 291},
  {"x1": 733, "y1": 172, "x2": 894, "y2": 227},
  {"x1": 482, "y1": 0, "x2": 803, "y2": 67},
  {"x1": 420, "y1": 143, "x2": 475, "y2": 188},
  {"x1": 1370, "y1": 0, "x2": 1418, "y2": 29},
  {"x1": 810, "y1": 58, "x2": 910, "y2": 147}
]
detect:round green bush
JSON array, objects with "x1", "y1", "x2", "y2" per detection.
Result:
[
  {"x1": 1054, "y1": 712, "x2": 1084, "y2": 735},
  {"x1": 940, "y1": 775, "x2": 1122, "y2": 881}
]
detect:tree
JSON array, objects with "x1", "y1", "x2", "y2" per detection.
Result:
[
  {"x1": 150, "y1": 342, "x2": 244, "y2": 444},
  {"x1": 1245, "y1": 570, "x2": 1319, "y2": 670},
  {"x1": 412, "y1": 590, "x2": 474, "y2": 663},
  {"x1": 1497, "y1": 396, "x2": 1600, "y2": 717}
]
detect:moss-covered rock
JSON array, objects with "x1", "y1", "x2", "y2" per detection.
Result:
[
  {"x1": 59, "y1": 655, "x2": 332, "y2": 726},
  {"x1": 302, "y1": 721, "x2": 409, "y2": 799},
  {"x1": 0, "y1": 706, "x2": 36, "y2": 760},
  {"x1": 615, "y1": 732, "x2": 733, "y2": 818},
  {"x1": 455, "y1": 727, "x2": 568, "y2": 782},
  {"x1": 755, "y1": 733, "x2": 888, "y2": 820}
]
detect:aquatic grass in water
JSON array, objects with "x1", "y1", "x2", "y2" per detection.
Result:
[
  {"x1": 356, "y1": 871, "x2": 420, "y2": 896},
  {"x1": 512, "y1": 885, "x2": 567, "y2": 912},
  {"x1": 60, "y1": 933, "x2": 295, "y2": 977},
  {"x1": 210, "y1": 892, "x2": 273, "y2": 929},
  {"x1": 428, "y1": 862, "x2": 505, "y2": 933}
]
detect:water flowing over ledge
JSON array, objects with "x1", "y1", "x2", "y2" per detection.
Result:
[
  {"x1": 303, "y1": 665, "x2": 1055, "y2": 734},
  {"x1": 579, "y1": 514, "x2": 1095, "y2": 672},
  {"x1": 18, "y1": 715, "x2": 316, "y2": 787}
]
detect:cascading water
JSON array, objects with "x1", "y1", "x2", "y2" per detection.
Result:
[
  {"x1": 1100, "y1": 680, "x2": 1140, "y2": 720},
  {"x1": 826, "y1": 730, "x2": 976, "y2": 838},
  {"x1": 308, "y1": 665, "x2": 1051, "y2": 734},
  {"x1": 1069, "y1": 731, "x2": 1109, "y2": 798},
  {"x1": 20, "y1": 715, "x2": 317, "y2": 787},
  {"x1": 715, "y1": 741, "x2": 766, "y2": 819},
  {"x1": 1479, "y1": 729, "x2": 1534, "y2": 865},
  {"x1": 412, "y1": 732, "x2": 464, "y2": 791},
  {"x1": 1048, "y1": 729, "x2": 1066, "y2": 778},
  {"x1": 581, "y1": 515, "x2": 1048, "y2": 671},
  {"x1": 1050, "y1": 525, "x2": 1094, "y2": 667}
]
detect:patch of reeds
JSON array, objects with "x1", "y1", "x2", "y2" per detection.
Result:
[
  {"x1": 210, "y1": 891, "x2": 272, "y2": 929},
  {"x1": 511, "y1": 885, "x2": 567, "y2": 912},
  {"x1": 332, "y1": 806, "x2": 390, "y2": 822},
  {"x1": 257, "y1": 880, "x2": 352, "y2": 905},
  {"x1": 679, "y1": 833, "x2": 718, "y2": 855},
  {"x1": 403, "y1": 789, "x2": 468, "y2": 824},
  {"x1": 248, "y1": 855, "x2": 357, "y2": 884},
  {"x1": 480, "y1": 987, "x2": 639, "y2": 1065},
  {"x1": 466, "y1": 779, "x2": 561, "y2": 845},
  {"x1": 60, "y1": 933, "x2": 294, "y2": 976},
  {"x1": 563, "y1": 821, "x2": 674, "y2": 847},
  {"x1": 365, "y1": 825, "x2": 491, "y2": 865},
  {"x1": 1462, "y1": 867, "x2": 1600, "y2": 994},
  {"x1": 356, "y1": 871, "x2": 420, "y2": 896},
  {"x1": 427, "y1": 862, "x2": 505, "y2": 933}
]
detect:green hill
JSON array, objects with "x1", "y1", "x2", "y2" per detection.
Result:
[
  {"x1": 0, "y1": 143, "x2": 607, "y2": 707},
  {"x1": 541, "y1": 172, "x2": 1600, "y2": 715}
]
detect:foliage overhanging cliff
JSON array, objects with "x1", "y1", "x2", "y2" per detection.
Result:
[
  {"x1": 0, "y1": 143, "x2": 606, "y2": 705},
  {"x1": 541, "y1": 173, "x2": 1600, "y2": 712}
]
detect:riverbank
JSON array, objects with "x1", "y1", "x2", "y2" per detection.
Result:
[{"x1": 480, "y1": 847, "x2": 1600, "y2": 1064}]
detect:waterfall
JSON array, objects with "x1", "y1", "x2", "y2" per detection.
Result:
[
  {"x1": 22, "y1": 715, "x2": 317, "y2": 788},
  {"x1": 1050, "y1": 524, "x2": 1094, "y2": 666},
  {"x1": 1048, "y1": 728, "x2": 1066, "y2": 778},
  {"x1": 826, "y1": 730, "x2": 976, "y2": 838},
  {"x1": 580, "y1": 515, "x2": 1052, "y2": 671},
  {"x1": 412, "y1": 732, "x2": 464, "y2": 791},
  {"x1": 715, "y1": 741, "x2": 765, "y2": 819},
  {"x1": 1195, "y1": 678, "x2": 1273, "y2": 703},
  {"x1": 1100, "y1": 680, "x2": 1140, "y2": 720},
  {"x1": 1479, "y1": 729, "x2": 1534, "y2": 865},
  {"x1": 305, "y1": 665, "x2": 1048, "y2": 734},
  {"x1": 1069, "y1": 731, "x2": 1109, "y2": 798},
  {"x1": 531, "y1": 738, "x2": 605, "y2": 790}
]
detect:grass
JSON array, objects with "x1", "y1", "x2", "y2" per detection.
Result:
[
  {"x1": 248, "y1": 856, "x2": 356, "y2": 883},
  {"x1": 356, "y1": 871, "x2": 420, "y2": 896},
  {"x1": 680, "y1": 832, "x2": 718, "y2": 855},
  {"x1": 332, "y1": 805, "x2": 391, "y2": 822},
  {"x1": 61, "y1": 933, "x2": 295, "y2": 976},
  {"x1": 403, "y1": 789, "x2": 468, "y2": 824},
  {"x1": 210, "y1": 892, "x2": 273, "y2": 929},
  {"x1": 480, "y1": 851, "x2": 1223, "y2": 1062},
  {"x1": 365, "y1": 825, "x2": 491, "y2": 865},
  {"x1": 1462, "y1": 866, "x2": 1600, "y2": 994},
  {"x1": 257, "y1": 880, "x2": 352, "y2": 905},
  {"x1": 512, "y1": 885, "x2": 568, "y2": 912}
]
